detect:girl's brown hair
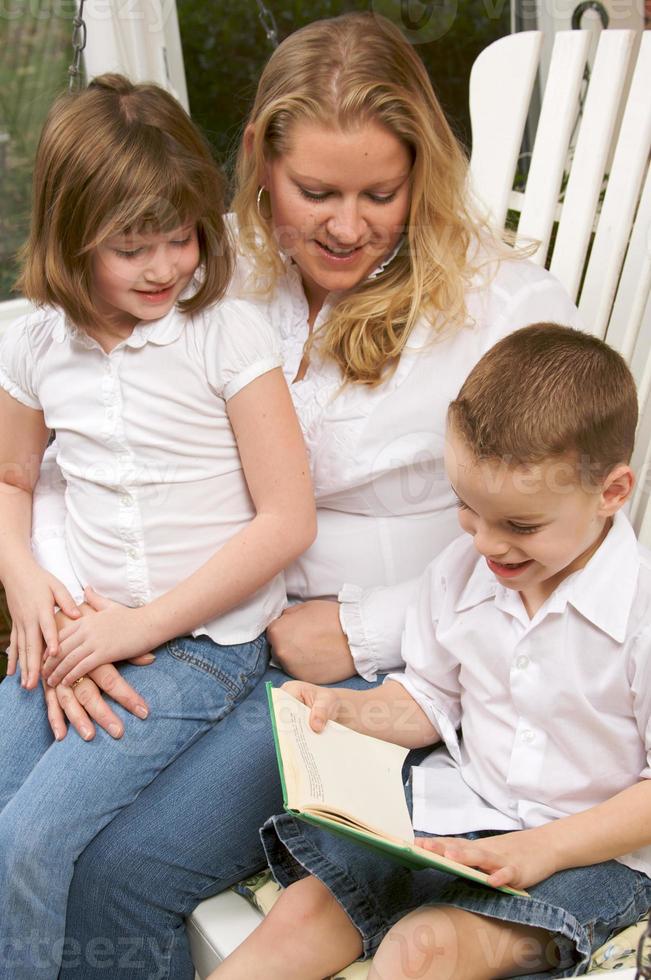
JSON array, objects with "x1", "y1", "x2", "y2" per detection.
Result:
[
  {"x1": 19, "y1": 74, "x2": 232, "y2": 328},
  {"x1": 233, "y1": 11, "x2": 495, "y2": 386}
]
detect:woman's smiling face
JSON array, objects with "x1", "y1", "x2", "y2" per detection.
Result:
[{"x1": 264, "y1": 119, "x2": 412, "y2": 310}]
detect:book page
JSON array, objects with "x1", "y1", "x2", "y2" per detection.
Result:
[{"x1": 270, "y1": 687, "x2": 414, "y2": 843}]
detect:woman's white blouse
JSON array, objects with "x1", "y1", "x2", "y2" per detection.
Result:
[
  {"x1": 232, "y1": 250, "x2": 583, "y2": 675},
  {"x1": 30, "y1": 249, "x2": 582, "y2": 666},
  {"x1": 1, "y1": 297, "x2": 285, "y2": 644}
]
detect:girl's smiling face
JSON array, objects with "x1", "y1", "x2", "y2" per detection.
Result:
[
  {"x1": 91, "y1": 224, "x2": 200, "y2": 334},
  {"x1": 444, "y1": 427, "x2": 631, "y2": 614},
  {"x1": 263, "y1": 120, "x2": 412, "y2": 312}
]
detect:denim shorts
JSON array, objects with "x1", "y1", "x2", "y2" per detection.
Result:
[{"x1": 261, "y1": 780, "x2": 651, "y2": 978}]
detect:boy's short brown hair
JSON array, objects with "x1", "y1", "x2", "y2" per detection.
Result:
[
  {"x1": 448, "y1": 323, "x2": 638, "y2": 484},
  {"x1": 18, "y1": 74, "x2": 232, "y2": 328}
]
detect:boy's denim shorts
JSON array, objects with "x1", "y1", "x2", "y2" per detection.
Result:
[{"x1": 261, "y1": 780, "x2": 651, "y2": 978}]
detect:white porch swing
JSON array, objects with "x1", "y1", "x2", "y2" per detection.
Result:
[{"x1": 1, "y1": 3, "x2": 649, "y2": 977}]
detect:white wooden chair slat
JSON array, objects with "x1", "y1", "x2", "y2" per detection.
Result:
[
  {"x1": 603, "y1": 163, "x2": 651, "y2": 362},
  {"x1": 468, "y1": 31, "x2": 542, "y2": 228},
  {"x1": 630, "y1": 344, "x2": 651, "y2": 551},
  {"x1": 580, "y1": 31, "x2": 651, "y2": 339},
  {"x1": 549, "y1": 30, "x2": 636, "y2": 301},
  {"x1": 516, "y1": 31, "x2": 591, "y2": 266},
  {"x1": 630, "y1": 283, "x2": 651, "y2": 427}
]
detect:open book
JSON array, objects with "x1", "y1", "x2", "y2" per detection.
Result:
[{"x1": 267, "y1": 684, "x2": 528, "y2": 898}]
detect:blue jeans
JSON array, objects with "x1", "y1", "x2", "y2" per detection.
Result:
[
  {"x1": 49, "y1": 667, "x2": 391, "y2": 980},
  {"x1": 0, "y1": 633, "x2": 269, "y2": 980},
  {"x1": 262, "y1": 781, "x2": 651, "y2": 978}
]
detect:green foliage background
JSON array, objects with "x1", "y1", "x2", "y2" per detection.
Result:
[{"x1": 178, "y1": 0, "x2": 510, "y2": 173}]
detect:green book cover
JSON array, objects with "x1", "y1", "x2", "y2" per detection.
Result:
[{"x1": 266, "y1": 683, "x2": 528, "y2": 898}]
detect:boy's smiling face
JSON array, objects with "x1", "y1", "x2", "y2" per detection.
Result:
[{"x1": 444, "y1": 426, "x2": 632, "y2": 615}]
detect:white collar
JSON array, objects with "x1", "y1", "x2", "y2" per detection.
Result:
[
  {"x1": 51, "y1": 279, "x2": 199, "y2": 350},
  {"x1": 454, "y1": 511, "x2": 640, "y2": 642}
]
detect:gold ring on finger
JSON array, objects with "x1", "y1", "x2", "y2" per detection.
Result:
[{"x1": 72, "y1": 675, "x2": 87, "y2": 689}]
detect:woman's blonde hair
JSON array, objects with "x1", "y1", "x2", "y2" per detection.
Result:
[
  {"x1": 19, "y1": 74, "x2": 232, "y2": 328},
  {"x1": 234, "y1": 11, "x2": 491, "y2": 386}
]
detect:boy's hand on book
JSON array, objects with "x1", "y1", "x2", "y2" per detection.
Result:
[
  {"x1": 4, "y1": 559, "x2": 81, "y2": 690},
  {"x1": 282, "y1": 680, "x2": 342, "y2": 733},
  {"x1": 415, "y1": 828, "x2": 557, "y2": 891},
  {"x1": 42, "y1": 587, "x2": 154, "y2": 687}
]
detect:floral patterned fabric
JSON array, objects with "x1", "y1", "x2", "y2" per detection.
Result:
[{"x1": 232, "y1": 871, "x2": 648, "y2": 978}]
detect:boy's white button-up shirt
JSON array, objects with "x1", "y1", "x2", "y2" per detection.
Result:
[
  {"x1": 389, "y1": 512, "x2": 651, "y2": 876},
  {"x1": 1, "y1": 296, "x2": 285, "y2": 644}
]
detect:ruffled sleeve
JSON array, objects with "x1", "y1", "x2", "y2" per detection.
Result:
[
  {"x1": 0, "y1": 313, "x2": 41, "y2": 409},
  {"x1": 338, "y1": 577, "x2": 420, "y2": 681},
  {"x1": 203, "y1": 298, "x2": 283, "y2": 401}
]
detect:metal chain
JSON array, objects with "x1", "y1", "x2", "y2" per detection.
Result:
[
  {"x1": 255, "y1": 0, "x2": 279, "y2": 48},
  {"x1": 68, "y1": 0, "x2": 88, "y2": 92}
]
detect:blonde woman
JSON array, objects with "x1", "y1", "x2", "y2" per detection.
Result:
[{"x1": 15, "y1": 12, "x2": 581, "y2": 979}]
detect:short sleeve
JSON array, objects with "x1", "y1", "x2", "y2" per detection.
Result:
[
  {"x1": 203, "y1": 298, "x2": 283, "y2": 401},
  {"x1": 0, "y1": 315, "x2": 41, "y2": 409}
]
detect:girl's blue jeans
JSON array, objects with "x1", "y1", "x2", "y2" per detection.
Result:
[
  {"x1": 0, "y1": 633, "x2": 269, "y2": 980},
  {"x1": 42, "y1": 666, "x2": 384, "y2": 980}
]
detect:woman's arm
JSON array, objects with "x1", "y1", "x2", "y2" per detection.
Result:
[
  {"x1": 0, "y1": 388, "x2": 80, "y2": 688},
  {"x1": 268, "y1": 578, "x2": 420, "y2": 684},
  {"x1": 44, "y1": 367, "x2": 317, "y2": 685}
]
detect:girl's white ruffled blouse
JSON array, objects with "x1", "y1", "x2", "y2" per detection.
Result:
[
  {"x1": 1, "y1": 297, "x2": 285, "y2": 644},
  {"x1": 29, "y1": 248, "x2": 582, "y2": 670}
]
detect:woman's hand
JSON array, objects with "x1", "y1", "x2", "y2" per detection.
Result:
[
  {"x1": 42, "y1": 587, "x2": 153, "y2": 687},
  {"x1": 268, "y1": 600, "x2": 356, "y2": 684},
  {"x1": 42, "y1": 604, "x2": 153, "y2": 741},
  {"x1": 415, "y1": 828, "x2": 558, "y2": 891},
  {"x1": 4, "y1": 557, "x2": 81, "y2": 690}
]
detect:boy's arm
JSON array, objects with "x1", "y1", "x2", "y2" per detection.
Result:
[
  {"x1": 44, "y1": 367, "x2": 317, "y2": 686},
  {"x1": 0, "y1": 388, "x2": 79, "y2": 688},
  {"x1": 283, "y1": 678, "x2": 441, "y2": 749},
  {"x1": 420, "y1": 779, "x2": 651, "y2": 891}
]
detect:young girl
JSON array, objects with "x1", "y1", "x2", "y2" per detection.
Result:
[{"x1": 0, "y1": 74, "x2": 315, "y2": 979}]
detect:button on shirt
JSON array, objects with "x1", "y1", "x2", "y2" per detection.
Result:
[
  {"x1": 0, "y1": 295, "x2": 284, "y2": 644},
  {"x1": 388, "y1": 512, "x2": 651, "y2": 876}
]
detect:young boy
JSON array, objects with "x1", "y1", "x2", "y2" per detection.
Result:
[{"x1": 211, "y1": 323, "x2": 651, "y2": 980}]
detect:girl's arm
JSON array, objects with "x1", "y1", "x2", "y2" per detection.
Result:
[
  {"x1": 282, "y1": 678, "x2": 441, "y2": 750},
  {"x1": 44, "y1": 367, "x2": 317, "y2": 685},
  {"x1": 0, "y1": 388, "x2": 79, "y2": 688},
  {"x1": 420, "y1": 779, "x2": 651, "y2": 891}
]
